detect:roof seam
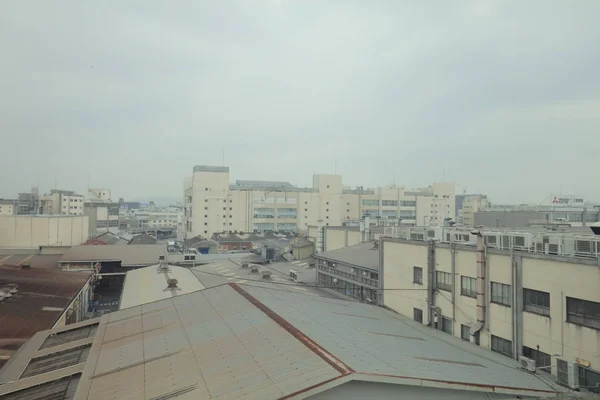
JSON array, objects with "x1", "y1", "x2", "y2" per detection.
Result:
[{"x1": 229, "y1": 283, "x2": 354, "y2": 376}]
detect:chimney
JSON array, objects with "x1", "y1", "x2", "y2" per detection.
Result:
[{"x1": 166, "y1": 278, "x2": 178, "y2": 289}]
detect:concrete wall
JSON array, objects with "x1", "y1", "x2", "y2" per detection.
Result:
[
  {"x1": 307, "y1": 380, "x2": 516, "y2": 400},
  {"x1": 382, "y1": 238, "x2": 600, "y2": 378},
  {"x1": 184, "y1": 166, "x2": 457, "y2": 239},
  {"x1": 474, "y1": 211, "x2": 549, "y2": 228},
  {"x1": 0, "y1": 215, "x2": 89, "y2": 247}
]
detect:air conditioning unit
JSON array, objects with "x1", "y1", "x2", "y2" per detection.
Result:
[
  {"x1": 556, "y1": 359, "x2": 579, "y2": 389},
  {"x1": 519, "y1": 356, "x2": 536, "y2": 372}
]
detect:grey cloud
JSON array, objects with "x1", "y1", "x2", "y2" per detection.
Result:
[{"x1": 0, "y1": 0, "x2": 599, "y2": 204}]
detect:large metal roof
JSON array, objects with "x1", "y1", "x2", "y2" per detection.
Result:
[
  {"x1": 119, "y1": 264, "x2": 206, "y2": 309},
  {"x1": 59, "y1": 244, "x2": 165, "y2": 267},
  {"x1": 0, "y1": 284, "x2": 561, "y2": 399},
  {"x1": 316, "y1": 241, "x2": 380, "y2": 270}
]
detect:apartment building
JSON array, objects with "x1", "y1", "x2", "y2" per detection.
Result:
[
  {"x1": 39, "y1": 189, "x2": 84, "y2": 215},
  {"x1": 379, "y1": 226, "x2": 600, "y2": 390},
  {"x1": 182, "y1": 165, "x2": 455, "y2": 239},
  {"x1": 461, "y1": 195, "x2": 489, "y2": 227},
  {"x1": 0, "y1": 199, "x2": 16, "y2": 216}
]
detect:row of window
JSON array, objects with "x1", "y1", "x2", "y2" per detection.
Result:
[
  {"x1": 414, "y1": 267, "x2": 599, "y2": 330},
  {"x1": 318, "y1": 264, "x2": 378, "y2": 287},
  {"x1": 362, "y1": 200, "x2": 417, "y2": 207},
  {"x1": 318, "y1": 273, "x2": 379, "y2": 304}
]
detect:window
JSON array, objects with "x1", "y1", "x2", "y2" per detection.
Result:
[
  {"x1": 441, "y1": 316, "x2": 453, "y2": 334},
  {"x1": 223, "y1": 207, "x2": 226, "y2": 211},
  {"x1": 400, "y1": 200, "x2": 416, "y2": 207},
  {"x1": 436, "y1": 271, "x2": 452, "y2": 291},
  {"x1": 491, "y1": 282, "x2": 511, "y2": 306},
  {"x1": 413, "y1": 267, "x2": 423, "y2": 284},
  {"x1": 326, "y1": 216, "x2": 329, "y2": 219},
  {"x1": 204, "y1": 207, "x2": 208, "y2": 210},
  {"x1": 204, "y1": 223, "x2": 207, "y2": 226},
  {"x1": 461, "y1": 276, "x2": 476, "y2": 298},
  {"x1": 204, "y1": 230, "x2": 207, "y2": 234},
  {"x1": 414, "y1": 308, "x2": 423, "y2": 323},
  {"x1": 523, "y1": 346, "x2": 551, "y2": 369},
  {"x1": 223, "y1": 200, "x2": 226, "y2": 203},
  {"x1": 326, "y1": 202, "x2": 329, "y2": 205},
  {"x1": 491, "y1": 335, "x2": 512, "y2": 358},
  {"x1": 229, "y1": 223, "x2": 232, "y2": 226},
  {"x1": 460, "y1": 324, "x2": 470, "y2": 341},
  {"x1": 326, "y1": 208, "x2": 329, "y2": 212},
  {"x1": 579, "y1": 366, "x2": 600, "y2": 393},
  {"x1": 204, "y1": 199, "x2": 208, "y2": 202},
  {"x1": 204, "y1": 215, "x2": 207, "y2": 218},
  {"x1": 346, "y1": 209, "x2": 349, "y2": 212},
  {"x1": 362, "y1": 199, "x2": 378, "y2": 207},
  {"x1": 326, "y1": 185, "x2": 329, "y2": 188},
  {"x1": 567, "y1": 297, "x2": 600, "y2": 330},
  {"x1": 229, "y1": 215, "x2": 232, "y2": 218},
  {"x1": 305, "y1": 201, "x2": 308, "y2": 204},
  {"x1": 304, "y1": 208, "x2": 307, "y2": 211},
  {"x1": 523, "y1": 289, "x2": 550, "y2": 316},
  {"x1": 229, "y1": 207, "x2": 232, "y2": 210}
]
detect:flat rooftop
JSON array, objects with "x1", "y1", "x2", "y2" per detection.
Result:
[
  {"x1": 0, "y1": 284, "x2": 560, "y2": 399},
  {"x1": 316, "y1": 241, "x2": 380, "y2": 270}
]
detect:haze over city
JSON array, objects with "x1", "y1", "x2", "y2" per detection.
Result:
[{"x1": 1, "y1": 1, "x2": 599, "y2": 203}]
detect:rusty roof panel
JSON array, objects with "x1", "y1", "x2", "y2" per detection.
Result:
[
  {"x1": 76, "y1": 284, "x2": 341, "y2": 400},
  {"x1": 0, "y1": 265, "x2": 91, "y2": 361}
]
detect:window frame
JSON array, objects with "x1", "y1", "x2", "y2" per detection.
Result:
[
  {"x1": 441, "y1": 316, "x2": 453, "y2": 334},
  {"x1": 491, "y1": 282, "x2": 512, "y2": 307},
  {"x1": 435, "y1": 271, "x2": 452, "y2": 292},
  {"x1": 413, "y1": 266, "x2": 423, "y2": 285},
  {"x1": 413, "y1": 308, "x2": 423, "y2": 323},
  {"x1": 491, "y1": 335, "x2": 513, "y2": 358},
  {"x1": 567, "y1": 297, "x2": 600, "y2": 330},
  {"x1": 460, "y1": 324, "x2": 470, "y2": 341},
  {"x1": 460, "y1": 276, "x2": 476, "y2": 298},
  {"x1": 523, "y1": 288, "x2": 550, "y2": 317}
]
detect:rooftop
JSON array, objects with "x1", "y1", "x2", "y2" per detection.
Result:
[
  {"x1": 59, "y1": 245, "x2": 165, "y2": 267},
  {"x1": 234, "y1": 180, "x2": 294, "y2": 188},
  {"x1": 82, "y1": 232, "x2": 128, "y2": 246},
  {"x1": 119, "y1": 264, "x2": 206, "y2": 309},
  {"x1": 126, "y1": 234, "x2": 157, "y2": 245},
  {"x1": 193, "y1": 165, "x2": 229, "y2": 173},
  {"x1": 0, "y1": 284, "x2": 560, "y2": 399},
  {"x1": 316, "y1": 242, "x2": 380, "y2": 270},
  {"x1": 0, "y1": 264, "x2": 91, "y2": 369}
]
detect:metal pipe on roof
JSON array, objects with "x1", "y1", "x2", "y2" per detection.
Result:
[{"x1": 469, "y1": 229, "x2": 485, "y2": 342}]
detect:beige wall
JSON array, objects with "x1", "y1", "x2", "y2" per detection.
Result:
[
  {"x1": 0, "y1": 203, "x2": 15, "y2": 216},
  {"x1": 0, "y1": 216, "x2": 89, "y2": 247},
  {"x1": 382, "y1": 239, "x2": 600, "y2": 376},
  {"x1": 184, "y1": 166, "x2": 457, "y2": 239}
]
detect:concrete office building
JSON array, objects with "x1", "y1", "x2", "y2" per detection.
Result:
[
  {"x1": 183, "y1": 165, "x2": 455, "y2": 239},
  {"x1": 461, "y1": 195, "x2": 489, "y2": 227},
  {"x1": 379, "y1": 226, "x2": 600, "y2": 390},
  {"x1": 0, "y1": 215, "x2": 89, "y2": 247},
  {"x1": 39, "y1": 189, "x2": 84, "y2": 215},
  {"x1": 83, "y1": 201, "x2": 120, "y2": 236},
  {"x1": 0, "y1": 199, "x2": 17, "y2": 216}
]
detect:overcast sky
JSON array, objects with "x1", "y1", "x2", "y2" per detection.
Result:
[{"x1": 1, "y1": 1, "x2": 599, "y2": 204}]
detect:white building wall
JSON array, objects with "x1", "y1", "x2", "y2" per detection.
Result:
[
  {"x1": 382, "y1": 238, "x2": 600, "y2": 379},
  {"x1": 0, "y1": 215, "x2": 89, "y2": 247},
  {"x1": 184, "y1": 165, "x2": 456, "y2": 239}
]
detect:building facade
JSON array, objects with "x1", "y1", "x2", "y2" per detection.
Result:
[
  {"x1": 461, "y1": 195, "x2": 489, "y2": 227},
  {"x1": 474, "y1": 206, "x2": 599, "y2": 229},
  {"x1": 39, "y1": 190, "x2": 84, "y2": 215},
  {"x1": 0, "y1": 215, "x2": 89, "y2": 247},
  {"x1": 83, "y1": 201, "x2": 120, "y2": 236},
  {"x1": 0, "y1": 199, "x2": 16, "y2": 216},
  {"x1": 183, "y1": 165, "x2": 456, "y2": 239},
  {"x1": 380, "y1": 226, "x2": 600, "y2": 389}
]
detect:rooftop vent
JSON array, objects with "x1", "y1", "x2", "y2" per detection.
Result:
[
  {"x1": 20, "y1": 262, "x2": 31, "y2": 270},
  {"x1": 166, "y1": 278, "x2": 178, "y2": 289}
]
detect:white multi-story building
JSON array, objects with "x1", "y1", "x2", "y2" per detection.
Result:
[
  {"x1": 0, "y1": 199, "x2": 16, "y2": 216},
  {"x1": 182, "y1": 165, "x2": 456, "y2": 239},
  {"x1": 39, "y1": 190, "x2": 84, "y2": 215},
  {"x1": 121, "y1": 205, "x2": 181, "y2": 229},
  {"x1": 380, "y1": 226, "x2": 600, "y2": 389}
]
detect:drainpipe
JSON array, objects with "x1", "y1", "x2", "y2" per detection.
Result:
[
  {"x1": 427, "y1": 239, "x2": 436, "y2": 327},
  {"x1": 469, "y1": 229, "x2": 485, "y2": 343},
  {"x1": 451, "y1": 242, "x2": 456, "y2": 322}
]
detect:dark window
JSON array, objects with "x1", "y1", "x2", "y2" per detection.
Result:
[
  {"x1": 326, "y1": 202, "x2": 329, "y2": 205},
  {"x1": 108, "y1": 220, "x2": 118, "y2": 227},
  {"x1": 203, "y1": 230, "x2": 207, "y2": 234},
  {"x1": 346, "y1": 209, "x2": 349, "y2": 212},
  {"x1": 491, "y1": 282, "x2": 511, "y2": 306},
  {"x1": 305, "y1": 201, "x2": 307, "y2": 204},
  {"x1": 204, "y1": 207, "x2": 208, "y2": 210},
  {"x1": 436, "y1": 271, "x2": 452, "y2": 291},
  {"x1": 460, "y1": 324, "x2": 470, "y2": 341},
  {"x1": 579, "y1": 366, "x2": 600, "y2": 393},
  {"x1": 205, "y1": 199, "x2": 208, "y2": 202},
  {"x1": 204, "y1": 223, "x2": 207, "y2": 226},
  {"x1": 567, "y1": 297, "x2": 600, "y2": 330},
  {"x1": 461, "y1": 276, "x2": 476, "y2": 298},
  {"x1": 413, "y1": 308, "x2": 423, "y2": 323},
  {"x1": 229, "y1": 215, "x2": 232, "y2": 218},
  {"x1": 326, "y1": 216, "x2": 329, "y2": 219},
  {"x1": 204, "y1": 215, "x2": 208, "y2": 218},
  {"x1": 441, "y1": 316, "x2": 453, "y2": 334},
  {"x1": 326, "y1": 209, "x2": 329, "y2": 212},
  {"x1": 223, "y1": 207, "x2": 226, "y2": 211},
  {"x1": 523, "y1": 346, "x2": 551, "y2": 370},
  {"x1": 523, "y1": 289, "x2": 550, "y2": 316},
  {"x1": 413, "y1": 267, "x2": 423, "y2": 284},
  {"x1": 229, "y1": 207, "x2": 232, "y2": 210},
  {"x1": 223, "y1": 200, "x2": 226, "y2": 203},
  {"x1": 491, "y1": 335, "x2": 512, "y2": 358}
]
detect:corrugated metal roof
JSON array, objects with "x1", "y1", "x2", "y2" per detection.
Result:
[
  {"x1": 119, "y1": 264, "x2": 206, "y2": 309},
  {"x1": 316, "y1": 242, "x2": 379, "y2": 270},
  {"x1": 75, "y1": 285, "x2": 341, "y2": 400},
  {"x1": 241, "y1": 285, "x2": 556, "y2": 393},
  {"x1": 59, "y1": 245, "x2": 165, "y2": 266},
  {"x1": 0, "y1": 266, "x2": 91, "y2": 365}
]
